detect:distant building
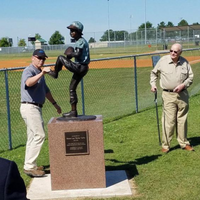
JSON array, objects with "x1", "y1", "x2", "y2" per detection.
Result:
[{"x1": 35, "y1": 38, "x2": 47, "y2": 49}]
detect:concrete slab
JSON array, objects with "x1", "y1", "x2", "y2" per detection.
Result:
[{"x1": 27, "y1": 170, "x2": 132, "y2": 200}]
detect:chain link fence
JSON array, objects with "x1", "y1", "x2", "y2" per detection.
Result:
[
  {"x1": 0, "y1": 48, "x2": 200, "y2": 152},
  {"x1": 1, "y1": 26, "x2": 200, "y2": 57}
]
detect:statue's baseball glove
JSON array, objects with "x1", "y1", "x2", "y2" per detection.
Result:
[{"x1": 64, "y1": 46, "x2": 74, "y2": 59}]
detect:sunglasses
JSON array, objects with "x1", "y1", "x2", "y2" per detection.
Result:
[
  {"x1": 170, "y1": 50, "x2": 179, "y2": 54},
  {"x1": 34, "y1": 56, "x2": 46, "y2": 61}
]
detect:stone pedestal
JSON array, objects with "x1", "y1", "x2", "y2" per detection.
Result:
[{"x1": 48, "y1": 115, "x2": 106, "y2": 190}]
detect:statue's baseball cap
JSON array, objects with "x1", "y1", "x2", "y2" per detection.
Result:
[
  {"x1": 33, "y1": 49, "x2": 48, "y2": 58},
  {"x1": 67, "y1": 21, "x2": 83, "y2": 35}
]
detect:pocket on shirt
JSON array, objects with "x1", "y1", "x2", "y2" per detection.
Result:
[{"x1": 181, "y1": 69, "x2": 187, "y2": 80}]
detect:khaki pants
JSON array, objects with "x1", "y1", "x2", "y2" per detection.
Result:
[
  {"x1": 20, "y1": 104, "x2": 45, "y2": 170},
  {"x1": 162, "y1": 90, "x2": 190, "y2": 149}
]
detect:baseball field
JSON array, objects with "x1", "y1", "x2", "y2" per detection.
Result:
[
  {"x1": 1, "y1": 48, "x2": 200, "y2": 199},
  {"x1": 0, "y1": 55, "x2": 200, "y2": 69}
]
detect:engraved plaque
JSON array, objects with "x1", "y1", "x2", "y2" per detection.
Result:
[{"x1": 65, "y1": 131, "x2": 89, "y2": 155}]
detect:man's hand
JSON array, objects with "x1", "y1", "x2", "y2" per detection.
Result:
[
  {"x1": 151, "y1": 86, "x2": 157, "y2": 93},
  {"x1": 173, "y1": 83, "x2": 185, "y2": 93},
  {"x1": 42, "y1": 67, "x2": 51, "y2": 74}
]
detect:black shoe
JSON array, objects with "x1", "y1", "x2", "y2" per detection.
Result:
[
  {"x1": 63, "y1": 110, "x2": 78, "y2": 118},
  {"x1": 48, "y1": 70, "x2": 58, "y2": 79}
]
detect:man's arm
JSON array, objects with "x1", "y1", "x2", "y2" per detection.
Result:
[
  {"x1": 174, "y1": 63, "x2": 194, "y2": 93},
  {"x1": 45, "y1": 92, "x2": 62, "y2": 114},
  {"x1": 150, "y1": 70, "x2": 159, "y2": 92},
  {"x1": 183, "y1": 64, "x2": 194, "y2": 88},
  {"x1": 25, "y1": 67, "x2": 50, "y2": 87},
  {"x1": 150, "y1": 60, "x2": 161, "y2": 92}
]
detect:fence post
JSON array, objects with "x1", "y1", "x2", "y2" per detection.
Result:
[
  {"x1": 133, "y1": 56, "x2": 139, "y2": 113},
  {"x1": 4, "y1": 69, "x2": 12, "y2": 150},
  {"x1": 81, "y1": 79, "x2": 85, "y2": 115}
]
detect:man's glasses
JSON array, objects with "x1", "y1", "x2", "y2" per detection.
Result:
[
  {"x1": 170, "y1": 50, "x2": 179, "y2": 54},
  {"x1": 34, "y1": 56, "x2": 46, "y2": 61}
]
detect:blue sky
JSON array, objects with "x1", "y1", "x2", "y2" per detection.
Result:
[{"x1": 1, "y1": 0, "x2": 200, "y2": 46}]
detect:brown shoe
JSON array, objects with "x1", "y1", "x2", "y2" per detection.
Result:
[
  {"x1": 24, "y1": 169, "x2": 45, "y2": 177},
  {"x1": 161, "y1": 148, "x2": 169, "y2": 153},
  {"x1": 35, "y1": 166, "x2": 44, "y2": 171},
  {"x1": 182, "y1": 145, "x2": 194, "y2": 151}
]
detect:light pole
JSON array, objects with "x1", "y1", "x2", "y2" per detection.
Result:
[
  {"x1": 28, "y1": 34, "x2": 31, "y2": 47},
  {"x1": 144, "y1": 0, "x2": 147, "y2": 44},
  {"x1": 130, "y1": 15, "x2": 133, "y2": 31},
  {"x1": 107, "y1": 0, "x2": 110, "y2": 42},
  {"x1": 130, "y1": 15, "x2": 133, "y2": 42},
  {"x1": 17, "y1": 37, "x2": 19, "y2": 47}
]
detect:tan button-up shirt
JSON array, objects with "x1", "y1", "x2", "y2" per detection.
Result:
[{"x1": 150, "y1": 55, "x2": 193, "y2": 90}]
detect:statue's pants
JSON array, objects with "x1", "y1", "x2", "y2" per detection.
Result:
[{"x1": 55, "y1": 55, "x2": 88, "y2": 104}]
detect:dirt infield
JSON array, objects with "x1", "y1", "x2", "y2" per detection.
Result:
[{"x1": 0, "y1": 56, "x2": 200, "y2": 69}]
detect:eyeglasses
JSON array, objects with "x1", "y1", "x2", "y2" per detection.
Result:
[
  {"x1": 170, "y1": 50, "x2": 179, "y2": 54},
  {"x1": 34, "y1": 56, "x2": 46, "y2": 61}
]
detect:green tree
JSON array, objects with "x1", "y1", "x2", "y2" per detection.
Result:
[
  {"x1": 100, "y1": 30, "x2": 129, "y2": 41},
  {"x1": 100, "y1": 29, "x2": 112, "y2": 41},
  {"x1": 137, "y1": 21, "x2": 155, "y2": 40},
  {"x1": 178, "y1": 19, "x2": 188, "y2": 26},
  {"x1": 115, "y1": 30, "x2": 129, "y2": 41},
  {"x1": 138, "y1": 21, "x2": 153, "y2": 29},
  {"x1": 49, "y1": 31, "x2": 65, "y2": 45},
  {"x1": 166, "y1": 21, "x2": 174, "y2": 27},
  {"x1": 88, "y1": 37, "x2": 96, "y2": 43},
  {"x1": 31, "y1": 33, "x2": 41, "y2": 45},
  {"x1": 18, "y1": 39, "x2": 26, "y2": 46},
  {"x1": 157, "y1": 21, "x2": 166, "y2": 29},
  {"x1": 0, "y1": 37, "x2": 12, "y2": 47}
]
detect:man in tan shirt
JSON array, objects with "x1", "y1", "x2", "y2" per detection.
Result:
[{"x1": 150, "y1": 43, "x2": 194, "y2": 153}]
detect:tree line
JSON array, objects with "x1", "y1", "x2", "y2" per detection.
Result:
[
  {"x1": 0, "y1": 19, "x2": 199, "y2": 47},
  {"x1": 91, "y1": 19, "x2": 199, "y2": 43},
  {"x1": 0, "y1": 31, "x2": 65, "y2": 47}
]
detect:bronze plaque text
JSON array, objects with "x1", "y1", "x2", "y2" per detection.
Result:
[{"x1": 65, "y1": 131, "x2": 89, "y2": 155}]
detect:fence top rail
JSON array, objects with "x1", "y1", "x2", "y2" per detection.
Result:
[
  {"x1": 0, "y1": 48, "x2": 199, "y2": 72},
  {"x1": 90, "y1": 47, "x2": 200, "y2": 62}
]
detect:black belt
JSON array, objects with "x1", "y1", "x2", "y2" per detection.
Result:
[
  {"x1": 163, "y1": 89, "x2": 174, "y2": 92},
  {"x1": 163, "y1": 89, "x2": 186, "y2": 93},
  {"x1": 21, "y1": 102, "x2": 43, "y2": 108}
]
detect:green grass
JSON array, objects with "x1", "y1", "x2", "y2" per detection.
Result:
[
  {"x1": 0, "y1": 43, "x2": 199, "y2": 61},
  {"x1": 0, "y1": 60, "x2": 200, "y2": 151},
  {"x1": 0, "y1": 48, "x2": 200, "y2": 199},
  {"x1": 1, "y1": 93, "x2": 200, "y2": 199}
]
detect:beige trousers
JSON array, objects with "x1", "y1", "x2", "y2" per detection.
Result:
[
  {"x1": 20, "y1": 104, "x2": 45, "y2": 170},
  {"x1": 162, "y1": 90, "x2": 190, "y2": 149}
]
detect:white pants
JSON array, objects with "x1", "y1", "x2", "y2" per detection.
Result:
[{"x1": 20, "y1": 104, "x2": 45, "y2": 170}]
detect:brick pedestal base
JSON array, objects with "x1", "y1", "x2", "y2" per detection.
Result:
[{"x1": 48, "y1": 115, "x2": 106, "y2": 190}]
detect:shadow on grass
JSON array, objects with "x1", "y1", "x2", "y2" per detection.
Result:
[
  {"x1": 105, "y1": 154, "x2": 161, "y2": 179},
  {"x1": 189, "y1": 136, "x2": 200, "y2": 147},
  {"x1": 0, "y1": 144, "x2": 26, "y2": 153}
]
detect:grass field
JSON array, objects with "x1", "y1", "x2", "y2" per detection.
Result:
[
  {"x1": 0, "y1": 46, "x2": 200, "y2": 199},
  {"x1": 1, "y1": 92, "x2": 200, "y2": 199},
  {"x1": 1, "y1": 60, "x2": 199, "y2": 150}
]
